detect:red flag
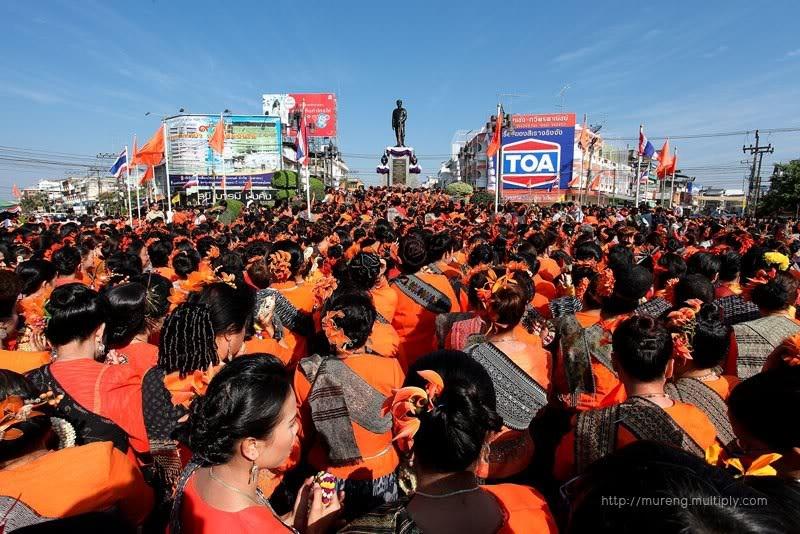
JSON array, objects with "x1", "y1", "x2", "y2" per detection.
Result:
[
  {"x1": 486, "y1": 113, "x2": 503, "y2": 158},
  {"x1": 139, "y1": 165, "x2": 154, "y2": 184},
  {"x1": 243, "y1": 177, "x2": 253, "y2": 192},
  {"x1": 209, "y1": 116, "x2": 225, "y2": 154},
  {"x1": 136, "y1": 126, "x2": 165, "y2": 167},
  {"x1": 667, "y1": 149, "x2": 678, "y2": 175},
  {"x1": 11, "y1": 184, "x2": 21, "y2": 198},
  {"x1": 656, "y1": 139, "x2": 673, "y2": 178}
]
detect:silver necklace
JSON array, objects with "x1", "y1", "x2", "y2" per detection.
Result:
[
  {"x1": 208, "y1": 467, "x2": 263, "y2": 507},
  {"x1": 415, "y1": 486, "x2": 481, "y2": 499}
]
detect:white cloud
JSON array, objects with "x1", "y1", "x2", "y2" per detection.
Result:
[
  {"x1": 553, "y1": 46, "x2": 593, "y2": 63},
  {"x1": 786, "y1": 49, "x2": 800, "y2": 58}
]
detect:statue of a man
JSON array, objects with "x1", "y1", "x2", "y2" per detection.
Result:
[{"x1": 392, "y1": 99, "x2": 407, "y2": 147}]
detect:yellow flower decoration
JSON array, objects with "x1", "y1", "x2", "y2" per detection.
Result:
[{"x1": 764, "y1": 251, "x2": 790, "y2": 271}]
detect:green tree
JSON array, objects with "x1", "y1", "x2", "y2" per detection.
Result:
[
  {"x1": 470, "y1": 190, "x2": 494, "y2": 206},
  {"x1": 445, "y1": 182, "x2": 474, "y2": 198},
  {"x1": 20, "y1": 192, "x2": 48, "y2": 215},
  {"x1": 758, "y1": 160, "x2": 800, "y2": 216},
  {"x1": 272, "y1": 170, "x2": 299, "y2": 201}
]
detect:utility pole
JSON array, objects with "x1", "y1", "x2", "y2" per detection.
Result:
[{"x1": 743, "y1": 130, "x2": 774, "y2": 216}]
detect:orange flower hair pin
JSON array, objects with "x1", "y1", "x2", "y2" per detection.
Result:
[
  {"x1": 322, "y1": 310, "x2": 352, "y2": 354},
  {"x1": 269, "y1": 251, "x2": 293, "y2": 283},
  {"x1": 381, "y1": 370, "x2": 445, "y2": 453},
  {"x1": 596, "y1": 268, "x2": 615, "y2": 298},
  {"x1": 0, "y1": 391, "x2": 63, "y2": 441}
]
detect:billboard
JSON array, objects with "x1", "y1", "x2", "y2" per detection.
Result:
[
  {"x1": 499, "y1": 113, "x2": 575, "y2": 200},
  {"x1": 164, "y1": 114, "x2": 281, "y2": 190},
  {"x1": 262, "y1": 93, "x2": 337, "y2": 137}
]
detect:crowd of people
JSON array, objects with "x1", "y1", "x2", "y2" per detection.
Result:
[{"x1": 1, "y1": 187, "x2": 799, "y2": 533}]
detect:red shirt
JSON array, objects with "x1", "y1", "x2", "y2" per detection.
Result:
[{"x1": 49, "y1": 359, "x2": 149, "y2": 454}]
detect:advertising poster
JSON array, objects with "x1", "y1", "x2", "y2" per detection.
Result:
[
  {"x1": 262, "y1": 93, "x2": 337, "y2": 137},
  {"x1": 499, "y1": 113, "x2": 576, "y2": 201},
  {"x1": 164, "y1": 114, "x2": 281, "y2": 190}
]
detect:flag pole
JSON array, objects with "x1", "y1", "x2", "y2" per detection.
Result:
[
  {"x1": 494, "y1": 103, "x2": 503, "y2": 214},
  {"x1": 634, "y1": 124, "x2": 642, "y2": 206},
  {"x1": 125, "y1": 145, "x2": 133, "y2": 226},
  {"x1": 578, "y1": 114, "x2": 587, "y2": 205},
  {"x1": 669, "y1": 146, "x2": 678, "y2": 209},
  {"x1": 133, "y1": 135, "x2": 141, "y2": 224},
  {"x1": 163, "y1": 122, "x2": 173, "y2": 220},
  {"x1": 220, "y1": 113, "x2": 227, "y2": 200},
  {"x1": 304, "y1": 116, "x2": 312, "y2": 220}
]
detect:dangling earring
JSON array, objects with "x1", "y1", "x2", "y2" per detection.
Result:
[
  {"x1": 248, "y1": 461, "x2": 258, "y2": 485},
  {"x1": 96, "y1": 340, "x2": 106, "y2": 359}
]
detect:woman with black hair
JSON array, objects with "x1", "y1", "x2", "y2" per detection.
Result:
[
  {"x1": 26, "y1": 283, "x2": 149, "y2": 457},
  {"x1": 730, "y1": 272, "x2": 800, "y2": 378},
  {"x1": 391, "y1": 233, "x2": 461, "y2": 371},
  {"x1": 16, "y1": 258, "x2": 56, "y2": 298},
  {"x1": 342, "y1": 350, "x2": 557, "y2": 533},
  {"x1": 0, "y1": 270, "x2": 51, "y2": 374},
  {"x1": 148, "y1": 238, "x2": 176, "y2": 281},
  {"x1": 347, "y1": 251, "x2": 397, "y2": 322},
  {"x1": 664, "y1": 302, "x2": 738, "y2": 449},
  {"x1": 554, "y1": 315, "x2": 717, "y2": 480},
  {"x1": 187, "y1": 281, "x2": 253, "y2": 361},
  {"x1": 294, "y1": 290, "x2": 404, "y2": 519},
  {"x1": 553, "y1": 265, "x2": 653, "y2": 412},
  {"x1": 102, "y1": 279, "x2": 166, "y2": 370},
  {"x1": 565, "y1": 441, "x2": 790, "y2": 533},
  {"x1": 138, "y1": 303, "x2": 221, "y2": 517},
  {"x1": 716, "y1": 250, "x2": 742, "y2": 298},
  {"x1": 0, "y1": 370, "x2": 153, "y2": 530},
  {"x1": 463, "y1": 269, "x2": 552, "y2": 480},
  {"x1": 172, "y1": 354, "x2": 341, "y2": 533},
  {"x1": 50, "y1": 245, "x2": 83, "y2": 287},
  {"x1": 728, "y1": 367, "x2": 800, "y2": 481},
  {"x1": 172, "y1": 248, "x2": 202, "y2": 281}
]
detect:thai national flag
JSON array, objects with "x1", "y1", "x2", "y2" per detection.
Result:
[
  {"x1": 296, "y1": 111, "x2": 308, "y2": 167},
  {"x1": 638, "y1": 126, "x2": 655, "y2": 158},
  {"x1": 109, "y1": 149, "x2": 128, "y2": 178}
]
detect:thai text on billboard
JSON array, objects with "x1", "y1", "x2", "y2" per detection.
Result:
[
  {"x1": 499, "y1": 113, "x2": 576, "y2": 199},
  {"x1": 262, "y1": 93, "x2": 337, "y2": 137}
]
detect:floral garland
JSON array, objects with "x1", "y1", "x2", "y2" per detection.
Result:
[{"x1": 0, "y1": 391, "x2": 63, "y2": 441}]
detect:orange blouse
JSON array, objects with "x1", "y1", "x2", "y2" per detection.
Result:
[
  {"x1": 483, "y1": 484, "x2": 558, "y2": 534},
  {"x1": 293, "y1": 354, "x2": 404, "y2": 480},
  {"x1": 48, "y1": 359, "x2": 149, "y2": 455},
  {"x1": 0, "y1": 349, "x2": 51, "y2": 374},
  {"x1": 484, "y1": 334, "x2": 551, "y2": 480},
  {"x1": 370, "y1": 279, "x2": 399, "y2": 322},
  {"x1": 391, "y1": 272, "x2": 460, "y2": 372},
  {"x1": 272, "y1": 281, "x2": 315, "y2": 368},
  {"x1": 0, "y1": 441, "x2": 153, "y2": 525},
  {"x1": 554, "y1": 401, "x2": 718, "y2": 480}
]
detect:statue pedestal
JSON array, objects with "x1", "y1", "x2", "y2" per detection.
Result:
[{"x1": 377, "y1": 146, "x2": 421, "y2": 187}]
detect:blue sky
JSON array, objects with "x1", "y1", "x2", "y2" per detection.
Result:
[{"x1": 1, "y1": 0, "x2": 799, "y2": 197}]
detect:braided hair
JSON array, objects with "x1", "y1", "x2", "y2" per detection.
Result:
[{"x1": 158, "y1": 303, "x2": 218, "y2": 377}]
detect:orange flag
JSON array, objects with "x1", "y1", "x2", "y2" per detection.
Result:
[
  {"x1": 486, "y1": 113, "x2": 503, "y2": 158},
  {"x1": 667, "y1": 149, "x2": 678, "y2": 175},
  {"x1": 589, "y1": 173, "x2": 602, "y2": 191},
  {"x1": 139, "y1": 165, "x2": 154, "y2": 184},
  {"x1": 656, "y1": 139, "x2": 673, "y2": 178},
  {"x1": 11, "y1": 184, "x2": 21, "y2": 198},
  {"x1": 136, "y1": 126, "x2": 165, "y2": 167},
  {"x1": 209, "y1": 116, "x2": 225, "y2": 154}
]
